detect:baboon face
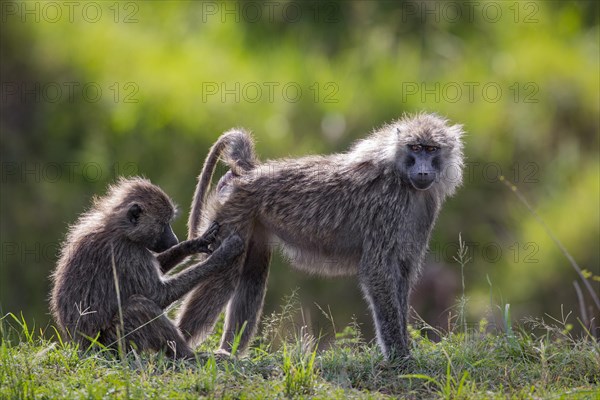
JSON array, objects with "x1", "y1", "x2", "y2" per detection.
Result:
[
  {"x1": 125, "y1": 202, "x2": 179, "y2": 253},
  {"x1": 404, "y1": 143, "x2": 441, "y2": 190},
  {"x1": 150, "y1": 221, "x2": 179, "y2": 253},
  {"x1": 394, "y1": 114, "x2": 462, "y2": 192}
]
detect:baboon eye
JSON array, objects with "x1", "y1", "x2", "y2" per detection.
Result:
[
  {"x1": 425, "y1": 146, "x2": 439, "y2": 153},
  {"x1": 409, "y1": 144, "x2": 422, "y2": 153},
  {"x1": 127, "y1": 204, "x2": 143, "y2": 225}
]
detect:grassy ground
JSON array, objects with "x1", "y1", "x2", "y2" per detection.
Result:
[{"x1": 1, "y1": 301, "x2": 599, "y2": 400}]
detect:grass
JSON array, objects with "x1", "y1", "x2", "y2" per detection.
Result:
[
  {"x1": 2, "y1": 211, "x2": 598, "y2": 399},
  {"x1": 1, "y1": 304, "x2": 599, "y2": 399}
]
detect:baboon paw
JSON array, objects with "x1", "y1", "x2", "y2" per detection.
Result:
[
  {"x1": 386, "y1": 351, "x2": 414, "y2": 370},
  {"x1": 189, "y1": 222, "x2": 220, "y2": 253},
  {"x1": 214, "y1": 348, "x2": 232, "y2": 360},
  {"x1": 201, "y1": 222, "x2": 220, "y2": 242},
  {"x1": 193, "y1": 349, "x2": 232, "y2": 362},
  {"x1": 189, "y1": 239, "x2": 212, "y2": 254},
  {"x1": 392, "y1": 355, "x2": 415, "y2": 371}
]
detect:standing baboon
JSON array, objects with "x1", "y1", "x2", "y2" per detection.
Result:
[
  {"x1": 180, "y1": 113, "x2": 464, "y2": 359},
  {"x1": 50, "y1": 177, "x2": 243, "y2": 359}
]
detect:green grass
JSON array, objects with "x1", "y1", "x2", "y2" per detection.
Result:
[{"x1": 1, "y1": 308, "x2": 598, "y2": 400}]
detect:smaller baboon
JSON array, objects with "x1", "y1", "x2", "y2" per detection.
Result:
[
  {"x1": 180, "y1": 113, "x2": 464, "y2": 360},
  {"x1": 50, "y1": 177, "x2": 243, "y2": 359}
]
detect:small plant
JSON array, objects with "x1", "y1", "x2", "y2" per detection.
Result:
[
  {"x1": 229, "y1": 321, "x2": 247, "y2": 357},
  {"x1": 334, "y1": 317, "x2": 363, "y2": 348},
  {"x1": 453, "y1": 233, "x2": 472, "y2": 335},
  {"x1": 111, "y1": 244, "x2": 126, "y2": 362},
  {"x1": 400, "y1": 353, "x2": 474, "y2": 400},
  {"x1": 261, "y1": 289, "x2": 301, "y2": 351},
  {"x1": 195, "y1": 355, "x2": 218, "y2": 393},
  {"x1": 3, "y1": 312, "x2": 36, "y2": 344},
  {"x1": 282, "y1": 344, "x2": 318, "y2": 397}
]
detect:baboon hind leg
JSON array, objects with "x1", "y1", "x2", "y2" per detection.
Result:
[
  {"x1": 220, "y1": 228, "x2": 271, "y2": 354},
  {"x1": 103, "y1": 294, "x2": 194, "y2": 360}
]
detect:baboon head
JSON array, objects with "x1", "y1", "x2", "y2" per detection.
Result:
[
  {"x1": 396, "y1": 113, "x2": 464, "y2": 194},
  {"x1": 99, "y1": 177, "x2": 179, "y2": 252}
]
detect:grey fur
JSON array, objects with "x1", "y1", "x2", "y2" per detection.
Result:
[
  {"x1": 180, "y1": 113, "x2": 464, "y2": 359},
  {"x1": 188, "y1": 129, "x2": 257, "y2": 239},
  {"x1": 50, "y1": 177, "x2": 243, "y2": 359}
]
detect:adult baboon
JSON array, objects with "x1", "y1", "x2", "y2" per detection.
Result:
[
  {"x1": 180, "y1": 113, "x2": 464, "y2": 359},
  {"x1": 50, "y1": 177, "x2": 243, "y2": 359}
]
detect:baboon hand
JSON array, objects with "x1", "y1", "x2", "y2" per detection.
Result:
[
  {"x1": 210, "y1": 233, "x2": 244, "y2": 263},
  {"x1": 189, "y1": 222, "x2": 220, "y2": 254},
  {"x1": 202, "y1": 221, "x2": 220, "y2": 242}
]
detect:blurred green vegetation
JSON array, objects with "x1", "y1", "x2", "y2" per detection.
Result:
[{"x1": 1, "y1": 1, "x2": 598, "y2": 339}]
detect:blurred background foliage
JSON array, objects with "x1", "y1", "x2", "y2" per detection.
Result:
[{"x1": 1, "y1": 1, "x2": 598, "y2": 340}]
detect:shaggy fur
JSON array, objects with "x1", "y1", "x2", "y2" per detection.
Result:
[
  {"x1": 50, "y1": 177, "x2": 243, "y2": 359},
  {"x1": 179, "y1": 113, "x2": 464, "y2": 359}
]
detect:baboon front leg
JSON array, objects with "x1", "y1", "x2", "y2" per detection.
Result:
[
  {"x1": 158, "y1": 233, "x2": 244, "y2": 309},
  {"x1": 157, "y1": 222, "x2": 220, "y2": 274},
  {"x1": 220, "y1": 229, "x2": 271, "y2": 354},
  {"x1": 395, "y1": 272, "x2": 411, "y2": 357},
  {"x1": 359, "y1": 257, "x2": 410, "y2": 359},
  {"x1": 177, "y1": 267, "x2": 243, "y2": 345},
  {"x1": 177, "y1": 228, "x2": 251, "y2": 346},
  {"x1": 103, "y1": 294, "x2": 194, "y2": 360}
]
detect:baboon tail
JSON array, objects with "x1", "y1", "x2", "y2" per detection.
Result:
[
  {"x1": 188, "y1": 129, "x2": 256, "y2": 239},
  {"x1": 221, "y1": 128, "x2": 256, "y2": 175}
]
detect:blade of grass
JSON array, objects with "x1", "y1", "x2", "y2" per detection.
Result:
[{"x1": 499, "y1": 176, "x2": 600, "y2": 310}]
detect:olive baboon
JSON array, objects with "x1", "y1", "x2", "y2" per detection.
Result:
[
  {"x1": 179, "y1": 113, "x2": 464, "y2": 359},
  {"x1": 50, "y1": 177, "x2": 243, "y2": 359}
]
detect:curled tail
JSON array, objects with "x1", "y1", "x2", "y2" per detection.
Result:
[{"x1": 188, "y1": 129, "x2": 256, "y2": 239}]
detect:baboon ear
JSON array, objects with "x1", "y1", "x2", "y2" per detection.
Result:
[{"x1": 127, "y1": 203, "x2": 143, "y2": 225}]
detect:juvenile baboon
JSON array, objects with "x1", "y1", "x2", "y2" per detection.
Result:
[
  {"x1": 180, "y1": 113, "x2": 464, "y2": 359},
  {"x1": 50, "y1": 177, "x2": 243, "y2": 359}
]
